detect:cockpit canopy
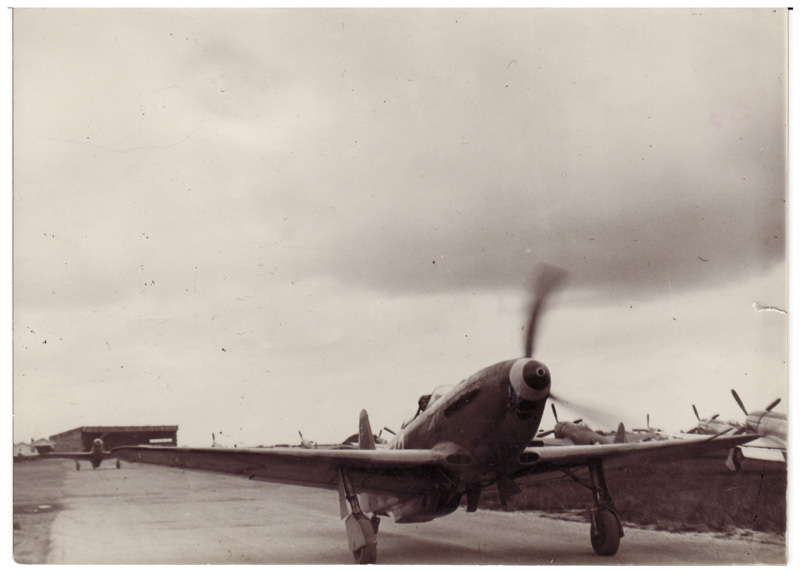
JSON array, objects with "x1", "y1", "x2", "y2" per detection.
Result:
[{"x1": 401, "y1": 384, "x2": 455, "y2": 428}]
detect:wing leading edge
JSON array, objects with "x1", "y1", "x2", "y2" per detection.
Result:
[
  {"x1": 113, "y1": 445, "x2": 446, "y2": 496},
  {"x1": 42, "y1": 452, "x2": 111, "y2": 461},
  {"x1": 515, "y1": 433, "x2": 757, "y2": 478}
]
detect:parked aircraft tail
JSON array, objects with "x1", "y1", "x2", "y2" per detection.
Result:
[
  {"x1": 359, "y1": 410, "x2": 376, "y2": 450},
  {"x1": 614, "y1": 423, "x2": 627, "y2": 444}
]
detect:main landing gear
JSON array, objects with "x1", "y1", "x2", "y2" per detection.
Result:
[
  {"x1": 564, "y1": 459, "x2": 623, "y2": 556},
  {"x1": 587, "y1": 460, "x2": 623, "y2": 556},
  {"x1": 338, "y1": 468, "x2": 379, "y2": 564},
  {"x1": 725, "y1": 447, "x2": 743, "y2": 473}
]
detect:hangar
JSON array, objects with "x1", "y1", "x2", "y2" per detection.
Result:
[{"x1": 49, "y1": 425, "x2": 178, "y2": 452}]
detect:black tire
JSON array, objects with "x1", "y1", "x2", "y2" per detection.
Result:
[
  {"x1": 591, "y1": 509, "x2": 621, "y2": 556},
  {"x1": 352, "y1": 517, "x2": 378, "y2": 564},
  {"x1": 116, "y1": 459, "x2": 121, "y2": 469},
  {"x1": 75, "y1": 461, "x2": 80, "y2": 471}
]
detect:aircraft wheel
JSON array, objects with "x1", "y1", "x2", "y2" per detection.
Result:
[
  {"x1": 75, "y1": 461, "x2": 80, "y2": 471},
  {"x1": 352, "y1": 517, "x2": 378, "y2": 564},
  {"x1": 116, "y1": 459, "x2": 121, "y2": 469},
  {"x1": 590, "y1": 509, "x2": 621, "y2": 556}
]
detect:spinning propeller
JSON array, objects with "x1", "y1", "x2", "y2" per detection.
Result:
[
  {"x1": 520, "y1": 264, "x2": 624, "y2": 429},
  {"x1": 523, "y1": 264, "x2": 568, "y2": 359}
]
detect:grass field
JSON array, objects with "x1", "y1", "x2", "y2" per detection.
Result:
[{"x1": 480, "y1": 452, "x2": 787, "y2": 535}]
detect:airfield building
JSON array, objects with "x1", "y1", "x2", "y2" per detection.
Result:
[
  {"x1": 13, "y1": 441, "x2": 39, "y2": 459},
  {"x1": 49, "y1": 425, "x2": 178, "y2": 452}
]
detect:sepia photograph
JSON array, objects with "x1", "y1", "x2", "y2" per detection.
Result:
[{"x1": 12, "y1": 7, "x2": 788, "y2": 565}]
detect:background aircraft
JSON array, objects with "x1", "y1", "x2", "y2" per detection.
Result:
[
  {"x1": 112, "y1": 266, "x2": 755, "y2": 564},
  {"x1": 42, "y1": 438, "x2": 120, "y2": 471},
  {"x1": 627, "y1": 414, "x2": 669, "y2": 442},
  {"x1": 731, "y1": 389, "x2": 787, "y2": 461},
  {"x1": 686, "y1": 405, "x2": 742, "y2": 436},
  {"x1": 535, "y1": 404, "x2": 627, "y2": 445}
]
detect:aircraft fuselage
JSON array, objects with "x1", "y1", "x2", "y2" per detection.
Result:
[
  {"x1": 696, "y1": 419, "x2": 740, "y2": 435},
  {"x1": 745, "y1": 410, "x2": 787, "y2": 445},
  {"x1": 364, "y1": 358, "x2": 550, "y2": 521},
  {"x1": 554, "y1": 423, "x2": 611, "y2": 445}
]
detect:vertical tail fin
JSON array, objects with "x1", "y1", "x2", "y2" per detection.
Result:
[
  {"x1": 614, "y1": 422, "x2": 627, "y2": 444},
  {"x1": 358, "y1": 410, "x2": 376, "y2": 450}
]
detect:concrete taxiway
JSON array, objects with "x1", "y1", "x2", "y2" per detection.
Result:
[{"x1": 45, "y1": 459, "x2": 784, "y2": 565}]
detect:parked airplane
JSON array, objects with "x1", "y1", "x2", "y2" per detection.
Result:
[
  {"x1": 731, "y1": 389, "x2": 787, "y2": 460},
  {"x1": 536, "y1": 404, "x2": 626, "y2": 445},
  {"x1": 631, "y1": 413, "x2": 661, "y2": 435},
  {"x1": 298, "y1": 431, "x2": 317, "y2": 449},
  {"x1": 112, "y1": 266, "x2": 754, "y2": 564},
  {"x1": 628, "y1": 414, "x2": 669, "y2": 442},
  {"x1": 43, "y1": 438, "x2": 120, "y2": 471},
  {"x1": 687, "y1": 405, "x2": 742, "y2": 436}
]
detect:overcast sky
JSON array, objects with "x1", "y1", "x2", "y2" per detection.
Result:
[{"x1": 13, "y1": 8, "x2": 787, "y2": 447}]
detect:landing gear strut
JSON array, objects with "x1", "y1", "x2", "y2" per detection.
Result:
[
  {"x1": 587, "y1": 460, "x2": 623, "y2": 556},
  {"x1": 725, "y1": 447, "x2": 743, "y2": 473},
  {"x1": 338, "y1": 468, "x2": 378, "y2": 564}
]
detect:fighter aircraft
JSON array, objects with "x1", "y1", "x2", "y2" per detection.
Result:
[
  {"x1": 628, "y1": 414, "x2": 669, "y2": 442},
  {"x1": 43, "y1": 438, "x2": 120, "y2": 471},
  {"x1": 731, "y1": 389, "x2": 787, "y2": 460},
  {"x1": 112, "y1": 265, "x2": 755, "y2": 564},
  {"x1": 686, "y1": 405, "x2": 742, "y2": 436},
  {"x1": 535, "y1": 404, "x2": 627, "y2": 445}
]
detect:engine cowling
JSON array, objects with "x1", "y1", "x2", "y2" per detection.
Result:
[{"x1": 509, "y1": 358, "x2": 551, "y2": 403}]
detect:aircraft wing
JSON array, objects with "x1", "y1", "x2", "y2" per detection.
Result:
[
  {"x1": 738, "y1": 435, "x2": 786, "y2": 451},
  {"x1": 115, "y1": 434, "x2": 756, "y2": 498},
  {"x1": 515, "y1": 433, "x2": 757, "y2": 477},
  {"x1": 113, "y1": 445, "x2": 448, "y2": 496},
  {"x1": 41, "y1": 451, "x2": 112, "y2": 460}
]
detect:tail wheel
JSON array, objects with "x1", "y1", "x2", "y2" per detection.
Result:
[
  {"x1": 591, "y1": 509, "x2": 621, "y2": 556},
  {"x1": 352, "y1": 517, "x2": 378, "y2": 564}
]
